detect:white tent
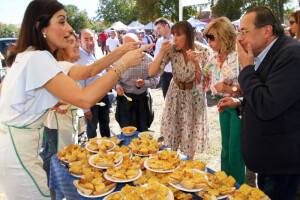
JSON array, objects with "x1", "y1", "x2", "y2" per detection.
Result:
[
  {"x1": 232, "y1": 19, "x2": 240, "y2": 27},
  {"x1": 128, "y1": 21, "x2": 144, "y2": 28},
  {"x1": 106, "y1": 21, "x2": 132, "y2": 32},
  {"x1": 141, "y1": 22, "x2": 155, "y2": 30},
  {"x1": 187, "y1": 17, "x2": 207, "y2": 28}
]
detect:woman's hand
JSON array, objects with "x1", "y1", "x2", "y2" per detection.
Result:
[
  {"x1": 116, "y1": 86, "x2": 124, "y2": 96},
  {"x1": 118, "y1": 41, "x2": 145, "y2": 54},
  {"x1": 186, "y1": 49, "x2": 200, "y2": 64},
  {"x1": 120, "y1": 43, "x2": 154, "y2": 69},
  {"x1": 217, "y1": 97, "x2": 241, "y2": 112},
  {"x1": 160, "y1": 41, "x2": 171, "y2": 54},
  {"x1": 214, "y1": 82, "x2": 228, "y2": 93}
]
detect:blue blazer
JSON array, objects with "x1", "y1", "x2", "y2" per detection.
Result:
[{"x1": 239, "y1": 34, "x2": 300, "y2": 175}]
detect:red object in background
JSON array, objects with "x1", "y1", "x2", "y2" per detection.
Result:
[{"x1": 201, "y1": 19, "x2": 214, "y2": 23}]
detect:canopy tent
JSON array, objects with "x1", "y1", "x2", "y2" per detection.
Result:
[
  {"x1": 105, "y1": 21, "x2": 131, "y2": 32},
  {"x1": 232, "y1": 19, "x2": 240, "y2": 27},
  {"x1": 187, "y1": 17, "x2": 208, "y2": 28},
  {"x1": 128, "y1": 21, "x2": 144, "y2": 28},
  {"x1": 141, "y1": 22, "x2": 155, "y2": 30}
]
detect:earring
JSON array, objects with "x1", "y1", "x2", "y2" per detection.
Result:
[{"x1": 43, "y1": 33, "x2": 46, "y2": 39}]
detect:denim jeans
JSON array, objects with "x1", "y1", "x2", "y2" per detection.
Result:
[
  {"x1": 40, "y1": 127, "x2": 58, "y2": 185},
  {"x1": 86, "y1": 95, "x2": 110, "y2": 139},
  {"x1": 119, "y1": 96, "x2": 148, "y2": 132}
]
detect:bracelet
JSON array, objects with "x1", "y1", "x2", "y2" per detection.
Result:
[
  {"x1": 120, "y1": 60, "x2": 126, "y2": 71},
  {"x1": 112, "y1": 68, "x2": 121, "y2": 78},
  {"x1": 114, "y1": 63, "x2": 123, "y2": 77}
]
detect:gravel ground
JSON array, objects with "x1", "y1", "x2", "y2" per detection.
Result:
[{"x1": 0, "y1": 88, "x2": 221, "y2": 199}]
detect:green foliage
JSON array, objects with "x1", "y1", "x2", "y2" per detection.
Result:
[
  {"x1": 212, "y1": 0, "x2": 293, "y2": 22},
  {"x1": 212, "y1": 0, "x2": 244, "y2": 21},
  {"x1": 0, "y1": 23, "x2": 20, "y2": 38},
  {"x1": 96, "y1": 0, "x2": 198, "y2": 25},
  {"x1": 96, "y1": 0, "x2": 139, "y2": 25},
  {"x1": 64, "y1": 5, "x2": 91, "y2": 34}
]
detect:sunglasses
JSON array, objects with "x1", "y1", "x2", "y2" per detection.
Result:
[
  {"x1": 205, "y1": 34, "x2": 215, "y2": 41},
  {"x1": 290, "y1": 20, "x2": 297, "y2": 25}
]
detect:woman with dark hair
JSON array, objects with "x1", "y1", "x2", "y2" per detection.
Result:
[
  {"x1": 203, "y1": 17, "x2": 245, "y2": 184},
  {"x1": 149, "y1": 21, "x2": 211, "y2": 159},
  {"x1": 289, "y1": 9, "x2": 300, "y2": 40},
  {"x1": 0, "y1": 0, "x2": 151, "y2": 199}
]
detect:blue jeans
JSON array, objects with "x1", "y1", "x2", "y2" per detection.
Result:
[
  {"x1": 40, "y1": 127, "x2": 58, "y2": 185},
  {"x1": 86, "y1": 95, "x2": 110, "y2": 139},
  {"x1": 258, "y1": 173, "x2": 300, "y2": 200},
  {"x1": 119, "y1": 96, "x2": 148, "y2": 132},
  {"x1": 160, "y1": 71, "x2": 173, "y2": 99}
]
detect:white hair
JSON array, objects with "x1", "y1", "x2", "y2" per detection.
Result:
[{"x1": 123, "y1": 33, "x2": 139, "y2": 43}]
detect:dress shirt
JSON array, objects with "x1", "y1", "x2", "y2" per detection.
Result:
[
  {"x1": 254, "y1": 38, "x2": 278, "y2": 70},
  {"x1": 116, "y1": 54, "x2": 158, "y2": 94},
  {"x1": 154, "y1": 35, "x2": 173, "y2": 73},
  {"x1": 75, "y1": 47, "x2": 104, "y2": 113}
]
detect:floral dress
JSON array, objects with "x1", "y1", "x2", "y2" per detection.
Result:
[
  {"x1": 158, "y1": 43, "x2": 212, "y2": 158},
  {"x1": 203, "y1": 51, "x2": 241, "y2": 97}
]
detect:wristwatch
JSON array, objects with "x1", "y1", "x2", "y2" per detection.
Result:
[{"x1": 232, "y1": 86, "x2": 237, "y2": 92}]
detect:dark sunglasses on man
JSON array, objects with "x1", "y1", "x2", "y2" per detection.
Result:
[
  {"x1": 290, "y1": 20, "x2": 297, "y2": 25},
  {"x1": 205, "y1": 34, "x2": 215, "y2": 41}
]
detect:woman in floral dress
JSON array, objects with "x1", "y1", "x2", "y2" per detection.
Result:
[
  {"x1": 149, "y1": 21, "x2": 212, "y2": 159},
  {"x1": 203, "y1": 17, "x2": 245, "y2": 184}
]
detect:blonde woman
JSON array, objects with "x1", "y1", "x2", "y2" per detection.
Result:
[{"x1": 203, "y1": 17, "x2": 245, "y2": 184}]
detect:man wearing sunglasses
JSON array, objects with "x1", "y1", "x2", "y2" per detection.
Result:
[{"x1": 218, "y1": 6, "x2": 300, "y2": 200}]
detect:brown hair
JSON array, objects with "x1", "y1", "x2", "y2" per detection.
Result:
[
  {"x1": 290, "y1": 9, "x2": 300, "y2": 39},
  {"x1": 204, "y1": 17, "x2": 237, "y2": 54},
  {"x1": 171, "y1": 21, "x2": 195, "y2": 50},
  {"x1": 55, "y1": 32, "x2": 78, "y2": 62},
  {"x1": 6, "y1": 0, "x2": 64, "y2": 67}
]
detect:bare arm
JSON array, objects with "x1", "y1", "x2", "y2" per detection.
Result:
[
  {"x1": 149, "y1": 41, "x2": 171, "y2": 77},
  {"x1": 68, "y1": 42, "x2": 143, "y2": 80},
  {"x1": 45, "y1": 44, "x2": 152, "y2": 109}
]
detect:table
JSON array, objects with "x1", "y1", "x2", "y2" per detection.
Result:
[{"x1": 49, "y1": 132, "x2": 239, "y2": 200}]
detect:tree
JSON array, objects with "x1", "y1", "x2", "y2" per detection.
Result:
[
  {"x1": 212, "y1": 0, "x2": 244, "y2": 21},
  {"x1": 212, "y1": 0, "x2": 293, "y2": 23},
  {"x1": 0, "y1": 23, "x2": 20, "y2": 38},
  {"x1": 96, "y1": 0, "x2": 138, "y2": 25},
  {"x1": 135, "y1": 0, "x2": 198, "y2": 22},
  {"x1": 64, "y1": 5, "x2": 91, "y2": 33},
  {"x1": 95, "y1": 0, "x2": 198, "y2": 26}
]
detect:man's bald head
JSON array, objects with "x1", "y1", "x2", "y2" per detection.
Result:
[{"x1": 123, "y1": 33, "x2": 139, "y2": 44}]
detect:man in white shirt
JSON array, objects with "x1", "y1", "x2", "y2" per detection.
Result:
[
  {"x1": 153, "y1": 17, "x2": 173, "y2": 98},
  {"x1": 106, "y1": 31, "x2": 120, "y2": 53},
  {"x1": 75, "y1": 29, "x2": 110, "y2": 139}
]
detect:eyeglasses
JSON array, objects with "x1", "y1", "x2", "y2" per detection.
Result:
[
  {"x1": 237, "y1": 28, "x2": 255, "y2": 38},
  {"x1": 205, "y1": 34, "x2": 215, "y2": 41},
  {"x1": 290, "y1": 20, "x2": 297, "y2": 25}
]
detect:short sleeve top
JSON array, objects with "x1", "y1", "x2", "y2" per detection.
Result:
[{"x1": 0, "y1": 48, "x2": 64, "y2": 126}]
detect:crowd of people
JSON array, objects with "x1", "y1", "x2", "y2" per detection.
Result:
[{"x1": 0, "y1": 0, "x2": 299, "y2": 200}]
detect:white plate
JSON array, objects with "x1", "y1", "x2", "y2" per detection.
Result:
[
  {"x1": 89, "y1": 152, "x2": 123, "y2": 169},
  {"x1": 144, "y1": 158, "x2": 177, "y2": 173},
  {"x1": 70, "y1": 173, "x2": 82, "y2": 178},
  {"x1": 85, "y1": 139, "x2": 116, "y2": 153},
  {"x1": 77, "y1": 186, "x2": 115, "y2": 198},
  {"x1": 104, "y1": 169, "x2": 142, "y2": 183},
  {"x1": 138, "y1": 131, "x2": 155, "y2": 139},
  {"x1": 168, "y1": 169, "x2": 207, "y2": 192},
  {"x1": 132, "y1": 152, "x2": 152, "y2": 157},
  {"x1": 103, "y1": 191, "x2": 121, "y2": 200}
]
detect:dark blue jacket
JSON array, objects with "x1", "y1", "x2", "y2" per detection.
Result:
[{"x1": 239, "y1": 34, "x2": 300, "y2": 175}]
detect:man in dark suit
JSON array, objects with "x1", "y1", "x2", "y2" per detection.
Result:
[{"x1": 218, "y1": 6, "x2": 300, "y2": 200}]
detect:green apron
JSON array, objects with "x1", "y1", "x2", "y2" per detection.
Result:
[{"x1": 3, "y1": 111, "x2": 51, "y2": 197}]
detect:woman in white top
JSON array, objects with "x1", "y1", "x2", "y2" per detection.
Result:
[{"x1": 0, "y1": 0, "x2": 151, "y2": 199}]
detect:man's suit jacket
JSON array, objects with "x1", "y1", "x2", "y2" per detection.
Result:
[{"x1": 238, "y1": 34, "x2": 300, "y2": 175}]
